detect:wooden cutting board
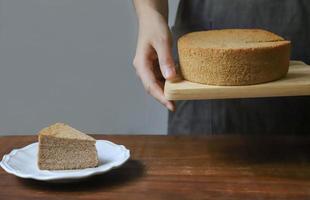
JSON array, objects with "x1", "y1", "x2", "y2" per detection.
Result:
[{"x1": 164, "y1": 61, "x2": 310, "y2": 100}]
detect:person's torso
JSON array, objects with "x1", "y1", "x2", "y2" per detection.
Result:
[{"x1": 168, "y1": 0, "x2": 310, "y2": 135}]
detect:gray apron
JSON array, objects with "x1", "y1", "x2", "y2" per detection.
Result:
[{"x1": 168, "y1": 0, "x2": 310, "y2": 135}]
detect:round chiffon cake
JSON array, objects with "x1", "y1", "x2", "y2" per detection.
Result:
[{"x1": 178, "y1": 29, "x2": 291, "y2": 86}]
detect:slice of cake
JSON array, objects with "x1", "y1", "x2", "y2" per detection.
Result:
[
  {"x1": 178, "y1": 29, "x2": 291, "y2": 86},
  {"x1": 38, "y1": 123, "x2": 99, "y2": 170}
]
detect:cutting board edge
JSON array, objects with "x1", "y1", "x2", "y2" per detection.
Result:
[{"x1": 165, "y1": 60, "x2": 310, "y2": 100}]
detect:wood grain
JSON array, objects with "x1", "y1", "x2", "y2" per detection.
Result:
[
  {"x1": 164, "y1": 61, "x2": 310, "y2": 100},
  {"x1": 1, "y1": 135, "x2": 310, "y2": 200}
]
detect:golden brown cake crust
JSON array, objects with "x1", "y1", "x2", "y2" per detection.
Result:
[
  {"x1": 178, "y1": 29, "x2": 291, "y2": 86},
  {"x1": 39, "y1": 123, "x2": 95, "y2": 141}
]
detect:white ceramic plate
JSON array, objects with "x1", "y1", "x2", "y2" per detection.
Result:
[{"x1": 0, "y1": 140, "x2": 130, "y2": 182}]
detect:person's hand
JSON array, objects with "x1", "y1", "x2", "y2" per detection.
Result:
[{"x1": 133, "y1": 10, "x2": 176, "y2": 111}]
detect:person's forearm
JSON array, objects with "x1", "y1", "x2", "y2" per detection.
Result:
[{"x1": 133, "y1": 0, "x2": 168, "y2": 23}]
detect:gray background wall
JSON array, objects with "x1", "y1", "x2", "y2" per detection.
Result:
[{"x1": 0, "y1": 0, "x2": 179, "y2": 135}]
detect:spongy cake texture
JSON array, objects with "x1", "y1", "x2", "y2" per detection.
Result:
[
  {"x1": 38, "y1": 123, "x2": 99, "y2": 170},
  {"x1": 178, "y1": 29, "x2": 291, "y2": 85}
]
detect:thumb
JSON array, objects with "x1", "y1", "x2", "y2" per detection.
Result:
[{"x1": 153, "y1": 39, "x2": 176, "y2": 80}]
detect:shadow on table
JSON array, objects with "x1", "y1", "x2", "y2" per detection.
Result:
[{"x1": 18, "y1": 159, "x2": 145, "y2": 192}]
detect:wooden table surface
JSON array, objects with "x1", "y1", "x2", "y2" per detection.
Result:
[{"x1": 1, "y1": 135, "x2": 310, "y2": 200}]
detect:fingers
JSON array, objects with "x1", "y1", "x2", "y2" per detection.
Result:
[
  {"x1": 152, "y1": 36, "x2": 177, "y2": 81},
  {"x1": 133, "y1": 54, "x2": 175, "y2": 111},
  {"x1": 146, "y1": 79, "x2": 175, "y2": 111}
]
